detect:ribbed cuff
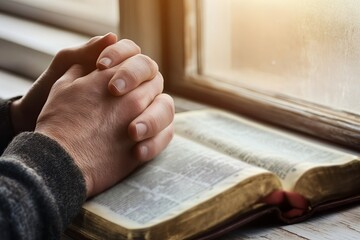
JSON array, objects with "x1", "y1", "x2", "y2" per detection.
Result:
[
  {"x1": 0, "y1": 97, "x2": 21, "y2": 154},
  {"x1": 3, "y1": 132, "x2": 86, "y2": 230}
]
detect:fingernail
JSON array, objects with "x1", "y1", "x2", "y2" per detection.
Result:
[
  {"x1": 98, "y1": 57, "x2": 112, "y2": 68},
  {"x1": 103, "y1": 32, "x2": 112, "y2": 37},
  {"x1": 136, "y1": 123, "x2": 147, "y2": 139},
  {"x1": 112, "y1": 79, "x2": 126, "y2": 94},
  {"x1": 104, "y1": 32, "x2": 116, "y2": 39},
  {"x1": 139, "y1": 145, "x2": 148, "y2": 160}
]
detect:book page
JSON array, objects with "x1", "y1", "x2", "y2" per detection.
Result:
[
  {"x1": 83, "y1": 135, "x2": 272, "y2": 229},
  {"x1": 175, "y1": 110, "x2": 357, "y2": 190}
]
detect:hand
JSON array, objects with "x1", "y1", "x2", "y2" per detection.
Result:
[
  {"x1": 35, "y1": 61, "x2": 174, "y2": 197},
  {"x1": 10, "y1": 33, "x2": 141, "y2": 133}
]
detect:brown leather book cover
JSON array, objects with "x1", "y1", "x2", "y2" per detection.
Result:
[{"x1": 193, "y1": 194, "x2": 360, "y2": 240}]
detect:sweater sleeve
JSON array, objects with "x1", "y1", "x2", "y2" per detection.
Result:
[
  {"x1": 0, "y1": 132, "x2": 86, "y2": 240},
  {"x1": 0, "y1": 98, "x2": 17, "y2": 155}
]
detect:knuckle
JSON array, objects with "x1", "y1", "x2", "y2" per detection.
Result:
[
  {"x1": 146, "y1": 125, "x2": 174, "y2": 160},
  {"x1": 155, "y1": 72, "x2": 164, "y2": 92},
  {"x1": 148, "y1": 144, "x2": 159, "y2": 160},
  {"x1": 117, "y1": 67, "x2": 140, "y2": 83},
  {"x1": 104, "y1": 47, "x2": 118, "y2": 59},
  {"x1": 139, "y1": 54, "x2": 159, "y2": 76},
  {"x1": 56, "y1": 48, "x2": 73, "y2": 60},
  {"x1": 52, "y1": 78, "x2": 65, "y2": 90},
  {"x1": 102, "y1": 44, "x2": 121, "y2": 60},
  {"x1": 145, "y1": 95, "x2": 175, "y2": 137},
  {"x1": 51, "y1": 79, "x2": 72, "y2": 97},
  {"x1": 159, "y1": 93, "x2": 174, "y2": 103},
  {"x1": 147, "y1": 114, "x2": 160, "y2": 135},
  {"x1": 161, "y1": 94, "x2": 175, "y2": 116},
  {"x1": 157, "y1": 71, "x2": 164, "y2": 81},
  {"x1": 121, "y1": 39, "x2": 141, "y2": 53},
  {"x1": 128, "y1": 92, "x2": 147, "y2": 113},
  {"x1": 104, "y1": 39, "x2": 141, "y2": 61},
  {"x1": 167, "y1": 124, "x2": 175, "y2": 141}
]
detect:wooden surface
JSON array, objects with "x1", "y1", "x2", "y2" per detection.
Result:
[{"x1": 1, "y1": 70, "x2": 359, "y2": 239}]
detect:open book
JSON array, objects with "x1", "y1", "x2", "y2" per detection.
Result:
[{"x1": 67, "y1": 110, "x2": 360, "y2": 239}]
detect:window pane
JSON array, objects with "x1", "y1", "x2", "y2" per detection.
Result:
[{"x1": 202, "y1": 0, "x2": 360, "y2": 115}]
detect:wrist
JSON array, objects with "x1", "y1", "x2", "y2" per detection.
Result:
[{"x1": 35, "y1": 125, "x2": 95, "y2": 198}]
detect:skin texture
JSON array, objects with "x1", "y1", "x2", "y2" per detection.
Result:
[
  {"x1": 10, "y1": 34, "x2": 175, "y2": 197},
  {"x1": 11, "y1": 33, "x2": 118, "y2": 133}
]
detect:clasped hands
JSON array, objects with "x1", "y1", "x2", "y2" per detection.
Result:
[{"x1": 10, "y1": 33, "x2": 174, "y2": 197}]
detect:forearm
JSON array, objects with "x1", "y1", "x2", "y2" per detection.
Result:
[{"x1": 0, "y1": 132, "x2": 86, "y2": 240}]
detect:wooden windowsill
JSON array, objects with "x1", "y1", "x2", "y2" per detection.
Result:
[{"x1": 0, "y1": 12, "x2": 89, "y2": 80}]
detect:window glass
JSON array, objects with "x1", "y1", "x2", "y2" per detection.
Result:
[{"x1": 201, "y1": 0, "x2": 360, "y2": 115}]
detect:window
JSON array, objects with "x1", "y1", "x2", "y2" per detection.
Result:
[
  {"x1": 201, "y1": 0, "x2": 360, "y2": 115},
  {"x1": 0, "y1": 0, "x2": 119, "y2": 35},
  {"x1": 1, "y1": 0, "x2": 359, "y2": 147},
  {"x1": 120, "y1": 0, "x2": 360, "y2": 148}
]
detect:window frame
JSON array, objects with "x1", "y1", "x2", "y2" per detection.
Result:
[{"x1": 120, "y1": 0, "x2": 360, "y2": 149}]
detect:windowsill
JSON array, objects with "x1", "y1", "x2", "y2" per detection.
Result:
[
  {"x1": 0, "y1": 12, "x2": 90, "y2": 80},
  {"x1": 0, "y1": 0, "x2": 118, "y2": 36}
]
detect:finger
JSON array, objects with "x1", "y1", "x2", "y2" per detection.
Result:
[
  {"x1": 75, "y1": 32, "x2": 118, "y2": 72},
  {"x1": 85, "y1": 32, "x2": 116, "y2": 45},
  {"x1": 133, "y1": 124, "x2": 174, "y2": 162},
  {"x1": 108, "y1": 54, "x2": 159, "y2": 96},
  {"x1": 128, "y1": 94, "x2": 174, "y2": 141},
  {"x1": 96, "y1": 39, "x2": 141, "y2": 70},
  {"x1": 85, "y1": 35, "x2": 102, "y2": 45},
  {"x1": 120, "y1": 72, "x2": 164, "y2": 121}
]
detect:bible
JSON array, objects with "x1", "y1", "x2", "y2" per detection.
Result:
[{"x1": 67, "y1": 109, "x2": 360, "y2": 239}]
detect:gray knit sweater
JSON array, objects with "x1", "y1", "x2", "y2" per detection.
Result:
[{"x1": 0, "y1": 98, "x2": 86, "y2": 239}]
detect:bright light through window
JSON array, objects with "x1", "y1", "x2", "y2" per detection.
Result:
[{"x1": 202, "y1": 0, "x2": 360, "y2": 114}]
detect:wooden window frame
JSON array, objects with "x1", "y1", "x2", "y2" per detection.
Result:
[
  {"x1": 1, "y1": 0, "x2": 359, "y2": 148},
  {"x1": 124, "y1": 0, "x2": 360, "y2": 148}
]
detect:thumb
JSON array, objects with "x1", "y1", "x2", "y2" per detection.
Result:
[
  {"x1": 18, "y1": 64, "x2": 88, "y2": 132},
  {"x1": 49, "y1": 32, "x2": 118, "y2": 77},
  {"x1": 77, "y1": 32, "x2": 118, "y2": 69},
  {"x1": 85, "y1": 32, "x2": 118, "y2": 49}
]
